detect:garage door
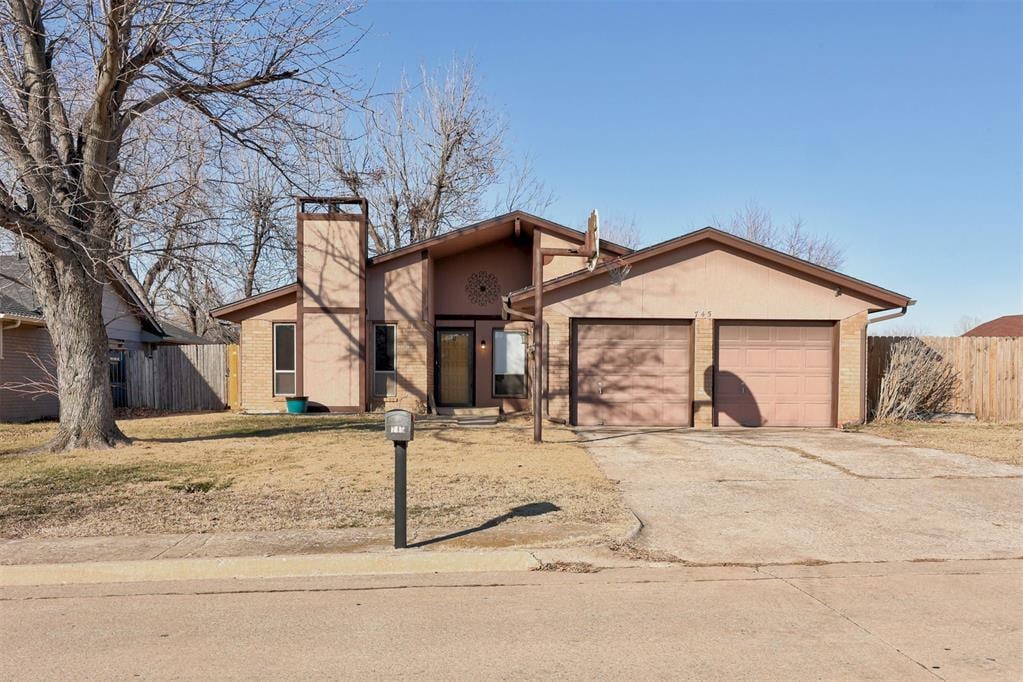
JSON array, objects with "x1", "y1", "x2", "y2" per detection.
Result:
[
  {"x1": 574, "y1": 321, "x2": 691, "y2": 426},
  {"x1": 715, "y1": 322, "x2": 834, "y2": 427}
]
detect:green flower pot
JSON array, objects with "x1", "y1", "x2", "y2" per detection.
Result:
[{"x1": 286, "y1": 396, "x2": 309, "y2": 414}]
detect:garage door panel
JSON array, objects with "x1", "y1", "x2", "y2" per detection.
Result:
[
  {"x1": 574, "y1": 321, "x2": 691, "y2": 426},
  {"x1": 804, "y1": 375, "x2": 832, "y2": 397},
  {"x1": 776, "y1": 349, "x2": 806, "y2": 368},
  {"x1": 715, "y1": 322, "x2": 834, "y2": 427},
  {"x1": 805, "y1": 348, "x2": 831, "y2": 368},
  {"x1": 745, "y1": 349, "x2": 773, "y2": 370}
]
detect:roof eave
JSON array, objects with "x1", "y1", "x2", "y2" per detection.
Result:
[
  {"x1": 211, "y1": 282, "x2": 299, "y2": 319},
  {"x1": 368, "y1": 210, "x2": 632, "y2": 266}
]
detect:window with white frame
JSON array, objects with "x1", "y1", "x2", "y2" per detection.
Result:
[
  {"x1": 273, "y1": 323, "x2": 296, "y2": 396},
  {"x1": 374, "y1": 324, "x2": 397, "y2": 397},
  {"x1": 493, "y1": 330, "x2": 527, "y2": 397}
]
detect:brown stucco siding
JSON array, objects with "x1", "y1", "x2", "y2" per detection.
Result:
[
  {"x1": 239, "y1": 318, "x2": 287, "y2": 413},
  {"x1": 0, "y1": 324, "x2": 59, "y2": 422},
  {"x1": 837, "y1": 310, "x2": 868, "y2": 425},
  {"x1": 369, "y1": 320, "x2": 432, "y2": 413}
]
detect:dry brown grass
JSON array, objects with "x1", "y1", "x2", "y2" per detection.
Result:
[
  {"x1": 0, "y1": 413, "x2": 631, "y2": 540},
  {"x1": 860, "y1": 422, "x2": 1023, "y2": 466}
]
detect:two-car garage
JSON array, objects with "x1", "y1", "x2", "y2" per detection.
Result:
[
  {"x1": 571, "y1": 319, "x2": 835, "y2": 428},
  {"x1": 511, "y1": 226, "x2": 912, "y2": 429}
]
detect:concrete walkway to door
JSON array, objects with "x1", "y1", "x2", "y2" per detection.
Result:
[{"x1": 578, "y1": 428, "x2": 1023, "y2": 565}]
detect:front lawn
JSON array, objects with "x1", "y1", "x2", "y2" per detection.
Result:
[
  {"x1": 859, "y1": 421, "x2": 1023, "y2": 466},
  {"x1": 0, "y1": 413, "x2": 631, "y2": 543}
]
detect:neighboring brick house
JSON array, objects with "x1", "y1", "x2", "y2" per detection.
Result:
[
  {"x1": 213, "y1": 199, "x2": 913, "y2": 427},
  {"x1": 0, "y1": 255, "x2": 181, "y2": 422}
]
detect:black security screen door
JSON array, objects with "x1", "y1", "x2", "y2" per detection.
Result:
[{"x1": 435, "y1": 329, "x2": 474, "y2": 407}]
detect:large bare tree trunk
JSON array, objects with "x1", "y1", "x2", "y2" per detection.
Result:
[{"x1": 29, "y1": 251, "x2": 127, "y2": 452}]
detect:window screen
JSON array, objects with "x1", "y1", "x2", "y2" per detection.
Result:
[
  {"x1": 493, "y1": 330, "x2": 526, "y2": 397},
  {"x1": 374, "y1": 324, "x2": 397, "y2": 397},
  {"x1": 273, "y1": 323, "x2": 296, "y2": 395}
]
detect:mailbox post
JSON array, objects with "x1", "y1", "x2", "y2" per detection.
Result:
[{"x1": 384, "y1": 409, "x2": 415, "y2": 549}]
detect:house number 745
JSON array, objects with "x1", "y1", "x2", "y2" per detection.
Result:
[{"x1": 695, "y1": 310, "x2": 713, "y2": 318}]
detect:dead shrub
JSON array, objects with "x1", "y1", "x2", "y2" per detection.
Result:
[{"x1": 873, "y1": 338, "x2": 959, "y2": 422}]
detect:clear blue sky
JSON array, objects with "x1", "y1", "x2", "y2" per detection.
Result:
[{"x1": 343, "y1": 1, "x2": 1022, "y2": 335}]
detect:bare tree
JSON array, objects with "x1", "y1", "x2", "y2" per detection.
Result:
[
  {"x1": 327, "y1": 59, "x2": 552, "y2": 253},
  {"x1": 595, "y1": 213, "x2": 643, "y2": 250},
  {"x1": 0, "y1": 0, "x2": 360, "y2": 450},
  {"x1": 717, "y1": 201, "x2": 845, "y2": 270},
  {"x1": 953, "y1": 315, "x2": 983, "y2": 336}
]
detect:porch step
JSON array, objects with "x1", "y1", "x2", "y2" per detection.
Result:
[{"x1": 434, "y1": 406, "x2": 501, "y2": 418}]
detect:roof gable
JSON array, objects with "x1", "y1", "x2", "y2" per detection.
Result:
[
  {"x1": 508, "y1": 227, "x2": 913, "y2": 310},
  {"x1": 369, "y1": 210, "x2": 631, "y2": 265}
]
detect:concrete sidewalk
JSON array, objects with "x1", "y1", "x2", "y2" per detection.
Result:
[
  {"x1": 0, "y1": 548, "x2": 541, "y2": 586},
  {"x1": 0, "y1": 522, "x2": 618, "y2": 567}
]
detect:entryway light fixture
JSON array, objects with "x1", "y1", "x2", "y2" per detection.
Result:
[{"x1": 480, "y1": 338, "x2": 487, "y2": 349}]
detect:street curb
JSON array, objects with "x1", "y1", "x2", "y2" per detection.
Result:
[
  {"x1": 0, "y1": 549, "x2": 541, "y2": 586},
  {"x1": 620, "y1": 508, "x2": 645, "y2": 544}
]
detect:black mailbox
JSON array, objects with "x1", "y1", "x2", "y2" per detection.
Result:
[{"x1": 385, "y1": 409, "x2": 414, "y2": 442}]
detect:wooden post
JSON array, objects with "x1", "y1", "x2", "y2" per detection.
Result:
[{"x1": 533, "y1": 239, "x2": 544, "y2": 443}]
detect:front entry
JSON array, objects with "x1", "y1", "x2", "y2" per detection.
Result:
[{"x1": 435, "y1": 329, "x2": 474, "y2": 407}]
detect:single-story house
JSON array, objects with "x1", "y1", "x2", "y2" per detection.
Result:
[
  {"x1": 962, "y1": 315, "x2": 1022, "y2": 337},
  {"x1": 0, "y1": 254, "x2": 191, "y2": 422},
  {"x1": 212, "y1": 200, "x2": 914, "y2": 427}
]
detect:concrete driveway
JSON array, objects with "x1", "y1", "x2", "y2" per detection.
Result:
[{"x1": 580, "y1": 428, "x2": 1023, "y2": 565}]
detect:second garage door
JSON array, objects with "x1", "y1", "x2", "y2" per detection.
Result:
[
  {"x1": 715, "y1": 322, "x2": 835, "y2": 427},
  {"x1": 574, "y1": 321, "x2": 691, "y2": 427}
]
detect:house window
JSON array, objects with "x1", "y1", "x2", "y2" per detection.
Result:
[
  {"x1": 273, "y1": 323, "x2": 296, "y2": 396},
  {"x1": 493, "y1": 330, "x2": 527, "y2": 397},
  {"x1": 374, "y1": 324, "x2": 397, "y2": 397}
]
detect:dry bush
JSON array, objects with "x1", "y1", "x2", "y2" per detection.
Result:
[{"x1": 874, "y1": 338, "x2": 959, "y2": 422}]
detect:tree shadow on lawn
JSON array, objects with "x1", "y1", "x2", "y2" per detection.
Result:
[
  {"x1": 136, "y1": 418, "x2": 383, "y2": 444},
  {"x1": 410, "y1": 501, "x2": 560, "y2": 548}
]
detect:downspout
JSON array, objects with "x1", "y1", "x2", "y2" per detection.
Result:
[{"x1": 862, "y1": 301, "x2": 916, "y2": 421}]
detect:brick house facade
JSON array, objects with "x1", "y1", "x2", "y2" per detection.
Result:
[{"x1": 213, "y1": 203, "x2": 912, "y2": 428}]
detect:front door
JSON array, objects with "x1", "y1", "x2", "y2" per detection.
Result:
[{"x1": 436, "y1": 329, "x2": 474, "y2": 407}]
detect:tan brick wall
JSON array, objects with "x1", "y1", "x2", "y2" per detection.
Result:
[
  {"x1": 692, "y1": 318, "x2": 714, "y2": 428},
  {"x1": 0, "y1": 324, "x2": 59, "y2": 422},
  {"x1": 544, "y1": 313, "x2": 571, "y2": 422},
  {"x1": 369, "y1": 321, "x2": 432, "y2": 413},
  {"x1": 239, "y1": 318, "x2": 287, "y2": 413},
  {"x1": 837, "y1": 311, "x2": 867, "y2": 426}
]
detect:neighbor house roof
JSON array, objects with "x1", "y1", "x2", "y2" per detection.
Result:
[
  {"x1": 0, "y1": 254, "x2": 165, "y2": 334},
  {"x1": 0, "y1": 255, "x2": 46, "y2": 322},
  {"x1": 962, "y1": 315, "x2": 1023, "y2": 337},
  {"x1": 158, "y1": 320, "x2": 219, "y2": 345},
  {"x1": 507, "y1": 226, "x2": 915, "y2": 310}
]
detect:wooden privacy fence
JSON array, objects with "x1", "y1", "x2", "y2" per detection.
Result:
[
  {"x1": 119, "y1": 344, "x2": 233, "y2": 412},
  {"x1": 868, "y1": 336, "x2": 1023, "y2": 422}
]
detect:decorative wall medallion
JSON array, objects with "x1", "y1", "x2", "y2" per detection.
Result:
[{"x1": 466, "y1": 270, "x2": 500, "y2": 306}]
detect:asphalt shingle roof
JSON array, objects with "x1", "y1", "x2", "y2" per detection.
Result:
[{"x1": 0, "y1": 255, "x2": 44, "y2": 319}]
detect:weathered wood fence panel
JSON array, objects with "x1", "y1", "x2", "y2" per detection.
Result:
[
  {"x1": 868, "y1": 336, "x2": 1023, "y2": 422},
  {"x1": 123, "y1": 344, "x2": 230, "y2": 412}
]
